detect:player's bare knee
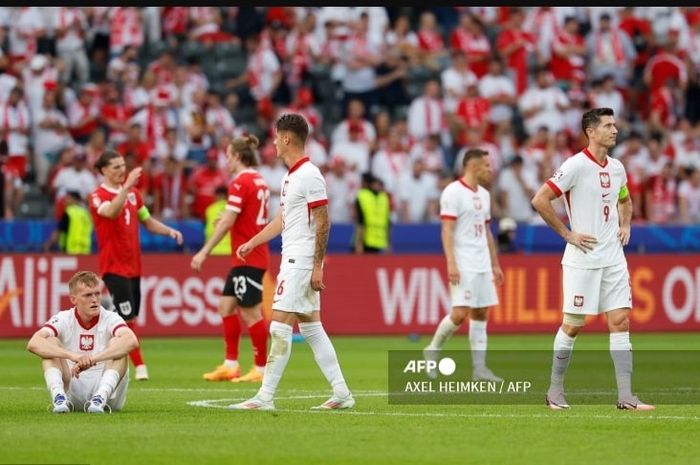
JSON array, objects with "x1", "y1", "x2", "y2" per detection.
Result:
[
  {"x1": 239, "y1": 306, "x2": 262, "y2": 326},
  {"x1": 450, "y1": 308, "x2": 468, "y2": 325},
  {"x1": 469, "y1": 308, "x2": 488, "y2": 321},
  {"x1": 608, "y1": 316, "x2": 629, "y2": 332}
]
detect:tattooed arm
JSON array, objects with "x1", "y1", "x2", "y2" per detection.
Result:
[{"x1": 310, "y1": 204, "x2": 330, "y2": 291}]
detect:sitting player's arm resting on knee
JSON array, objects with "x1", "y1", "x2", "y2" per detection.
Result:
[
  {"x1": 26, "y1": 329, "x2": 79, "y2": 361},
  {"x1": 90, "y1": 327, "x2": 139, "y2": 364}
]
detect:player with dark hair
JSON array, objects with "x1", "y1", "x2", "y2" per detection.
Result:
[
  {"x1": 89, "y1": 150, "x2": 183, "y2": 380},
  {"x1": 229, "y1": 113, "x2": 354, "y2": 410},
  {"x1": 532, "y1": 108, "x2": 654, "y2": 410}
]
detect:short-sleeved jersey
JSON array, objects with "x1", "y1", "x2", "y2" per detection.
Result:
[
  {"x1": 89, "y1": 184, "x2": 146, "y2": 277},
  {"x1": 546, "y1": 148, "x2": 628, "y2": 269},
  {"x1": 41, "y1": 307, "x2": 128, "y2": 374},
  {"x1": 439, "y1": 179, "x2": 492, "y2": 272},
  {"x1": 279, "y1": 157, "x2": 328, "y2": 268},
  {"x1": 226, "y1": 168, "x2": 270, "y2": 270}
]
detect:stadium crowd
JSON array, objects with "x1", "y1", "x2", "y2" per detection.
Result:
[{"x1": 0, "y1": 6, "x2": 699, "y2": 227}]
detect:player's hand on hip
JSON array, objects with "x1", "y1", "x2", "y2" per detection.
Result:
[
  {"x1": 124, "y1": 167, "x2": 143, "y2": 189},
  {"x1": 169, "y1": 228, "x2": 183, "y2": 245},
  {"x1": 236, "y1": 242, "x2": 252, "y2": 261},
  {"x1": 618, "y1": 226, "x2": 631, "y2": 246},
  {"x1": 311, "y1": 266, "x2": 325, "y2": 291},
  {"x1": 447, "y1": 263, "x2": 460, "y2": 286},
  {"x1": 492, "y1": 265, "x2": 504, "y2": 286},
  {"x1": 566, "y1": 231, "x2": 597, "y2": 253},
  {"x1": 190, "y1": 252, "x2": 206, "y2": 272}
]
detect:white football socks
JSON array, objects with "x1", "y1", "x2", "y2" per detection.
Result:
[
  {"x1": 44, "y1": 367, "x2": 65, "y2": 399},
  {"x1": 610, "y1": 331, "x2": 633, "y2": 399},
  {"x1": 299, "y1": 322, "x2": 350, "y2": 398},
  {"x1": 223, "y1": 359, "x2": 239, "y2": 369},
  {"x1": 258, "y1": 321, "x2": 293, "y2": 402},
  {"x1": 95, "y1": 369, "x2": 121, "y2": 400},
  {"x1": 426, "y1": 315, "x2": 459, "y2": 351},
  {"x1": 550, "y1": 328, "x2": 577, "y2": 392},
  {"x1": 469, "y1": 319, "x2": 488, "y2": 369}
]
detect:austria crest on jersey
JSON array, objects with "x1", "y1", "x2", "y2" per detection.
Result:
[
  {"x1": 599, "y1": 172, "x2": 611, "y2": 188},
  {"x1": 80, "y1": 334, "x2": 95, "y2": 351},
  {"x1": 127, "y1": 192, "x2": 137, "y2": 205}
]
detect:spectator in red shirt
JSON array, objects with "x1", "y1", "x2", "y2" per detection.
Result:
[
  {"x1": 643, "y1": 32, "x2": 689, "y2": 93},
  {"x1": 450, "y1": 12, "x2": 492, "y2": 78},
  {"x1": 453, "y1": 82, "x2": 491, "y2": 145},
  {"x1": 189, "y1": 148, "x2": 229, "y2": 220},
  {"x1": 101, "y1": 83, "x2": 130, "y2": 146},
  {"x1": 550, "y1": 16, "x2": 587, "y2": 89},
  {"x1": 416, "y1": 10, "x2": 450, "y2": 71},
  {"x1": 496, "y1": 7, "x2": 534, "y2": 95}
]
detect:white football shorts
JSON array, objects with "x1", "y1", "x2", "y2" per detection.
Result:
[
  {"x1": 67, "y1": 366, "x2": 129, "y2": 411},
  {"x1": 449, "y1": 270, "x2": 498, "y2": 309},
  {"x1": 272, "y1": 263, "x2": 320, "y2": 314},
  {"x1": 562, "y1": 262, "x2": 632, "y2": 315}
]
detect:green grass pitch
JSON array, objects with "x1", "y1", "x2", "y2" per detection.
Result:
[{"x1": 1, "y1": 333, "x2": 699, "y2": 465}]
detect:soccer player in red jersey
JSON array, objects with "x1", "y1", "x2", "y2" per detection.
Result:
[
  {"x1": 89, "y1": 150, "x2": 184, "y2": 380},
  {"x1": 191, "y1": 135, "x2": 270, "y2": 383}
]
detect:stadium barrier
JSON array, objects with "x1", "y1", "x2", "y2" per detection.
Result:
[
  {"x1": 1, "y1": 254, "x2": 699, "y2": 337},
  {"x1": 2, "y1": 220, "x2": 700, "y2": 253}
]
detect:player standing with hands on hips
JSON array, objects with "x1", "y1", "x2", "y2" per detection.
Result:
[
  {"x1": 89, "y1": 150, "x2": 184, "y2": 381},
  {"x1": 531, "y1": 108, "x2": 654, "y2": 411},
  {"x1": 229, "y1": 113, "x2": 354, "y2": 411}
]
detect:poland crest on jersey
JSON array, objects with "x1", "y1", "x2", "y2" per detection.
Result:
[
  {"x1": 599, "y1": 172, "x2": 611, "y2": 188},
  {"x1": 79, "y1": 334, "x2": 94, "y2": 351},
  {"x1": 127, "y1": 192, "x2": 137, "y2": 205},
  {"x1": 473, "y1": 196, "x2": 482, "y2": 210}
]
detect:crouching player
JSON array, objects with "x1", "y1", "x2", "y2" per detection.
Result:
[{"x1": 27, "y1": 271, "x2": 139, "y2": 414}]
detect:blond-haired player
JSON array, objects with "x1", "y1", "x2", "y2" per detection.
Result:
[{"x1": 27, "y1": 271, "x2": 139, "y2": 413}]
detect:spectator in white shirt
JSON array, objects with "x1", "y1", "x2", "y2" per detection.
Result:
[
  {"x1": 371, "y1": 127, "x2": 411, "y2": 201},
  {"x1": 496, "y1": 155, "x2": 539, "y2": 223},
  {"x1": 397, "y1": 158, "x2": 440, "y2": 223},
  {"x1": 478, "y1": 58, "x2": 517, "y2": 129},
  {"x1": 329, "y1": 120, "x2": 371, "y2": 175},
  {"x1": 678, "y1": 167, "x2": 700, "y2": 224},
  {"x1": 53, "y1": 7, "x2": 89, "y2": 86},
  {"x1": 51, "y1": 149, "x2": 98, "y2": 202},
  {"x1": 32, "y1": 83, "x2": 72, "y2": 188},
  {"x1": 324, "y1": 156, "x2": 360, "y2": 223},
  {"x1": 407, "y1": 78, "x2": 446, "y2": 142},
  {"x1": 331, "y1": 98, "x2": 376, "y2": 147},
  {"x1": 441, "y1": 50, "x2": 478, "y2": 114},
  {"x1": 518, "y1": 68, "x2": 570, "y2": 136}
]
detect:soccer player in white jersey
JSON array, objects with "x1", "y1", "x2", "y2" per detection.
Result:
[
  {"x1": 229, "y1": 113, "x2": 354, "y2": 411},
  {"x1": 531, "y1": 107, "x2": 654, "y2": 411},
  {"x1": 423, "y1": 148, "x2": 504, "y2": 382},
  {"x1": 27, "y1": 271, "x2": 139, "y2": 414}
]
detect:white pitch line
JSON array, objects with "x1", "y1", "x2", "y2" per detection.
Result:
[{"x1": 187, "y1": 393, "x2": 700, "y2": 421}]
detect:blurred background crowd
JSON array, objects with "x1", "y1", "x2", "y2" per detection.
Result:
[{"x1": 1, "y1": 6, "x2": 699, "y2": 229}]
